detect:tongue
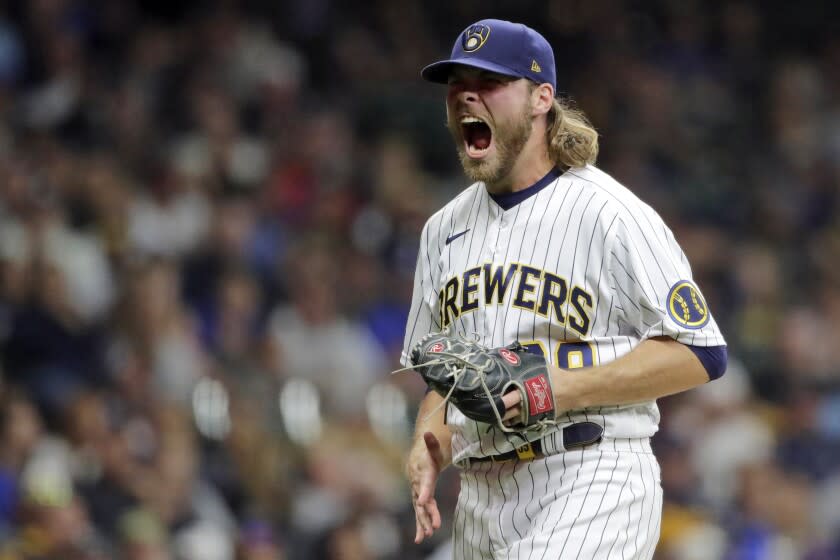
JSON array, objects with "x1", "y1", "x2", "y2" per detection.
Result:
[{"x1": 473, "y1": 132, "x2": 490, "y2": 150}]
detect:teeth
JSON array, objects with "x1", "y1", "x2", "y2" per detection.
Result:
[{"x1": 460, "y1": 116, "x2": 485, "y2": 124}]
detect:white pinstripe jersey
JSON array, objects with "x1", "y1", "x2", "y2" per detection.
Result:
[{"x1": 402, "y1": 164, "x2": 725, "y2": 465}]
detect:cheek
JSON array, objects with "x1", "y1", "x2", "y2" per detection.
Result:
[
  {"x1": 445, "y1": 94, "x2": 460, "y2": 117},
  {"x1": 496, "y1": 96, "x2": 531, "y2": 127},
  {"x1": 445, "y1": 103, "x2": 461, "y2": 131},
  {"x1": 481, "y1": 92, "x2": 509, "y2": 118}
]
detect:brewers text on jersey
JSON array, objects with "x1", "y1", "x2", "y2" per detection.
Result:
[{"x1": 436, "y1": 263, "x2": 594, "y2": 334}]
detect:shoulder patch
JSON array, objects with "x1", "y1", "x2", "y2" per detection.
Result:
[{"x1": 667, "y1": 280, "x2": 709, "y2": 329}]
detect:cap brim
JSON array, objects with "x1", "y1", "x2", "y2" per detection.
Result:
[{"x1": 421, "y1": 58, "x2": 524, "y2": 84}]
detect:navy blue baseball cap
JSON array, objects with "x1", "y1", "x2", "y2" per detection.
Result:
[{"x1": 422, "y1": 19, "x2": 556, "y2": 90}]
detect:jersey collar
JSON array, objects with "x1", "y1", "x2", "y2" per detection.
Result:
[{"x1": 488, "y1": 166, "x2": 564, "y2": 210}]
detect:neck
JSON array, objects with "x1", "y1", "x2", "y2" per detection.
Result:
[{"x1": 486, "y1": 132, "x2": 553, "y2": 194}]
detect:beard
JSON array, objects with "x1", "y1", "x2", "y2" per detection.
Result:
[{"x1": 448, "y1": 101, "x2": 533, "y2": 186}]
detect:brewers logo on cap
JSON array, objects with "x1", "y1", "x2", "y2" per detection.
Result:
[
  {"x1": 667, "y1": 280, "x2": 709, "y2": 329},
  {"x1": 462, "y1": 24, "x2": 490, "y2": 52}
]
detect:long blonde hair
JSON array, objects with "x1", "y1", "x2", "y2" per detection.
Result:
[{"x1": 544, "y1": 96, "x2": 599, "y2": 167}]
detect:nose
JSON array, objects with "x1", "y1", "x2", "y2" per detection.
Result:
[
  {"x1": 459, "y1": 90, "x2": 478, "y2": 104},
  {"x1": 448, "y1": 85, "x2": 479, "y2": 106}
]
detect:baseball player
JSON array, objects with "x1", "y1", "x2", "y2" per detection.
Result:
[{"x1": 402, "y1": 19, "x2": 727, "y2": 559}]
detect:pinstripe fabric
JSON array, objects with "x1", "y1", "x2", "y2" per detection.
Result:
[
  {"x1": 402, "y1": 164, "x2": 721, "y2": 558},
  {"x1": 454, "y1": 439, "x2": 661, "y2": 559}
]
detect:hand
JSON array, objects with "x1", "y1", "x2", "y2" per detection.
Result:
[
  {"x1": 407, "y1": 432, "x2": 445, "y2": 544},
  {"x1": 502, "y1": 390, "x2": 523, "y2": 427}
]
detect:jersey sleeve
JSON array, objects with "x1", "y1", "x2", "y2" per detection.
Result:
[
  {"x1": 401, "y1": 222, "x2": 441, "y2": 366},
  {"x1": 607, "y1": 208, "x2": 725, "y2": 347}
]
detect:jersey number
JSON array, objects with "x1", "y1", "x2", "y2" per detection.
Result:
[{"x1": 521, "y1": 341, "x2": 596, "y2": 369}]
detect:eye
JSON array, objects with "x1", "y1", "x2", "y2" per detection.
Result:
[
  {"x1": 481, "y1": 74, "x2": 509, "y2": 88},
  {"x1": 447, "y1": 77, "x2": 465, "y2": 90},
  {"x1": 481, "y1": 78, "x2": 506, "y2": 91}
]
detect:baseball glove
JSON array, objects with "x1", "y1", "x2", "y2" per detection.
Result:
[{"x1": 409, "y1": 332, "x2": 557, "y2": 432}]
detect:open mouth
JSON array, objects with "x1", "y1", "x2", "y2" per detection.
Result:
[{"x1": 460, "y1": 116, "x2": 493, "y2": 158}]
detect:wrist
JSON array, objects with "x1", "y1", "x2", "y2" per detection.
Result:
[{"x1": 549, "y1": 365, "x2": 592, "y2": 412}]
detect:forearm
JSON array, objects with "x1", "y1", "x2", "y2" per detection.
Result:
[
  {"x1": 551, "y1": 337, "x2": 711, "y2": 411},
  {"x1": 410, "y1": 392, "x2": 454, "y2": 467}
]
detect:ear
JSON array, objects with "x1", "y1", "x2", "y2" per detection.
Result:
[{"x1": 531, "y1": 83, "x2": 554, "y2": 117}]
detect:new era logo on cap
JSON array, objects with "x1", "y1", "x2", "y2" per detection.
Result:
[{"x1": 421, "y1": 19, "x2": 556, "y2": 91}]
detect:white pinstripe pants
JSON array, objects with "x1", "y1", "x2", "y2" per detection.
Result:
[{"x1": 452, "y1": 438, "x2": 662, "y2": 560}]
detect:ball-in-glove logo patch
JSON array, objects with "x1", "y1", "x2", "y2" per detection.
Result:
[
  {"x1": 462, "y1": 24, "x2": 490, "y2": 52},
  {"x1": 667, "y1": 280, "x2": 709, "y2": 329},
  {"x1": 499, "y1": 348, "x2": 519, "y2": 365},
  {"x1": 429, "y1": 342, "x2": 445, "y2": 353}
]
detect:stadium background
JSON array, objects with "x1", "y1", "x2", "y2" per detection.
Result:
[{"x1": 0, "y1": 0, "x2": 839, "y2": 558}]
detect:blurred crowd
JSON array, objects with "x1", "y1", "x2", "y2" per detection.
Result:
[{"x1": 0, "y1": 0, "x2": 838, "y2": 558}]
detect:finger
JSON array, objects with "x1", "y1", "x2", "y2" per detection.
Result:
[
  {"x1": 415, "y1": 503, "x2": 432, "y2": 541},
  {"x1": 416, "y1": 464, "x2": 434, "y2": 505},
  {"x1": 417, "y1": 479, "x2": 432, "y2": 505},
  {"x1": 415, "y1": 518, "x2": 425, "y2": 544},
  {"x1": 420, "y1": 503, "x2": 438, "y2": 536},
  {"x1": 429, "y1": 499, "x2": 442, "y2": 529},
  {"x1": 503, "y1": 405, "x2": 521, "y2": 421},
  {"x1": 418, "y1": 498, "x2": 440, "y2": 528},
  {"x1": 423, "y1": 431, "x2": 444, "y2": 465},
  {"x1": 502, "y1": 390, "x2": 522, "y2": 410}
]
